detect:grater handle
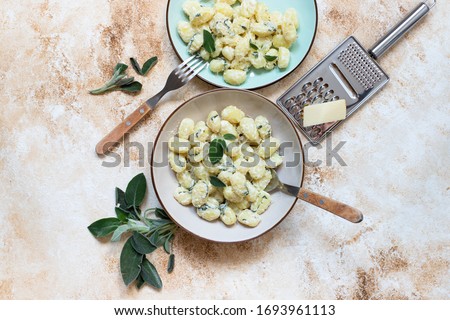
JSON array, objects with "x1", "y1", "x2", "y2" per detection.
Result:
[{"x1": 368, "y1": 1, "x2": 435, "y2": 59}]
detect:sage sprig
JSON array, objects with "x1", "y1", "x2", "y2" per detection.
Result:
[
  {"x1": 88, "y1": 173, "x2": 177, "y2": 289},
  {"x1": 89, "y1": 63, "x2": 142, "y2": 95},
  {"x1": 130, "y1": 57, "x2": 158, "y2": 76}
]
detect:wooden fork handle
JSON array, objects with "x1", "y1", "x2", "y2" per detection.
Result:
[
  {"x1": 95, "y1": 102, "x2": 151, "y2": 155},
  {"x1": 297, "y1": 187, "x2": 363, "y2": 223}
]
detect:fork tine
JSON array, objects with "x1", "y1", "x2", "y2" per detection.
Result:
[
  {"x1": 175, "y1": 59, "x2": 198, "y2": 76},
  {"x1": 174, "y1": 55, "x2": 198, "y2": 74},
  {"x1": 182, "y1": 61, "x2": 208, "y2": 83},
  {"x1": 179, "y1": 59, "x2": 204, "y2": 81}
]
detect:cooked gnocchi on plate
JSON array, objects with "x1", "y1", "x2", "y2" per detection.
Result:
[
  {"x1": 177, "y1": 0, "x2": 299, "y2": 85},
  {"x1": 169, "y1": 105, "x2": 283, "y2": 227}
]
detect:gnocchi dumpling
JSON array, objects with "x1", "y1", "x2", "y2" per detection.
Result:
[
  {"x1": 221, "y1": 105, "x2": 245, "y2": 124},
  {"x1": 197, "y1": 197, "x2": 221, "y2": 221},
  {"x1": 191, "y1": 180, "x2": 210, "y2": 207},
  {"x1": 174, "y1": 186, "x2": 192, "y2": 205},
  {"x1": 220, "y1": 204, "x2": 237, "y2": 225},
  {"x1": 237, "y1": 209, "x2": 261, "y2": 227},
  {"x1": 251, "y1": 191, "x2": 271, "y2": 214},
  {"x1": 206, "y1": 111, "x2": 221, "y2": 133}
]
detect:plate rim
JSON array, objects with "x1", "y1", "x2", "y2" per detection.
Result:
[
  {"x1": 165, "y1": 0, "x2": 319, "y2": 90},
  {"x1": 150, "y1": 88, "x2": 305, "y2": 243}
]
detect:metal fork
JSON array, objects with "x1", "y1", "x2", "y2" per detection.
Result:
[{"x1": 96, "y1": 55, "x2": 208, "y2": 155}]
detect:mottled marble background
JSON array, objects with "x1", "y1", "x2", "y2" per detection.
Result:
[{"x1": 0, "y1": 0, "x2": 448, "y2": 299}]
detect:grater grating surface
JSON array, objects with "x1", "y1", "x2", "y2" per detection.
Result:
[{"x1": 277, "y1": 36, "x2": 389, "y2": 144}]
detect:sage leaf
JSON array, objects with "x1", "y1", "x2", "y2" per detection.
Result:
[
  {"x1": 120, "y1": 238, "x2": 143, "y2": 286},
  {"x1": 115, "y1": 207, "x2": 129, "y2": 222},
  {"x1": 210, "y1": 176, "x2": 226, "y2": 188},
  {"x1": 115, "y1": 187, "x2": 128, "y2": 209},
  {"x1": 87, "y1": 218, "x2": 121, "y2": 238},
  {"x1": 167, "y1": 254, "x2": 175, "y2": 273},
  {"x1": 119, "y1": 81, "x2": 142, "y2": 93},
  {"x1": 265, "y1": 55, "x2": 277, "y2": 62},
  {"x1": 131, "y1": 232, "x2": 157, "y2": 254},
  {"x1": 249, "y1": 40, "x2": 258, "y2": 50},
  {"x1": 115, "y1": 76, "x2": 135, "y2": 87},
  {"x1": 155, "y1": 208, "x2": 169, "y2": 220},
  {"x1": 149, "y1": 231, "x2": 165, "y2": 247},
  {"x1": 141, "y1": 57, "x2": 158, "y2": 75},
  {"x1": 216, "y1": 138, "x2": 227, "y2": 151},
  {"x1": 223, "y1": 133, "x2": 236, "y2": 141},
  {"x1": 163, "y1": 234, "x2": 173, "y2": 254},
  {"x1": 111, "y1": 224, "x2": 131, "y2": 242},
  {"x1": 209, "y1": 139, "x2": 224, "y2": 164},
  {"x1": 125, "y1": 173, "x2": 147, "y2": 208},
  {"x1": 203, "y1": 29, "x2": 215, "y2": 54},
  {"x1": 141, "y1": 257, "x2": 162, "y2": 289},
  {"x1": 135, "y1": 274, "x2": 145, "y2": 289},
  {"x1": 114, "y1": 63, "x2": 128, "y2": 75},
  {"x1": 130, "y1": 57, "x2": 142, "y2": 75}
]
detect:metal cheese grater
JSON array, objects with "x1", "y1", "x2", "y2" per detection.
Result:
[{"x1": 277, "y1": 1, "x2": 436, "y2": 144}]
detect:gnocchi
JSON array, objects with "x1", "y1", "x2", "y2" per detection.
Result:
[
  {"x1": 170, "y1": 105, "x2": 283, "y2": 227},
  {"x1": 177, "y1": 0, "x2": 298, "y2": 85}
]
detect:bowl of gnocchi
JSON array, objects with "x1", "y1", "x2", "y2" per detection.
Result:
[
  {"x1": 151, "y1": 89, "x2": 304, "y2": 242},
  {"x1": 166, "y1": 0, "x2": 318, "y2": 89}
]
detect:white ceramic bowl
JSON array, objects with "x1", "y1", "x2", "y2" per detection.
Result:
[{"x1": 151, "y1": 89, "x2": 304, "y2": 242}]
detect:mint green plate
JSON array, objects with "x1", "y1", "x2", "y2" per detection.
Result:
[{"x1": 166, "y1": 0, "x2": 318, "y2": 90}]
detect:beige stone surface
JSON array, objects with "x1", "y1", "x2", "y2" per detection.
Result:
[{"x1": 0, "y1": 0, "x2": 449, "y2": 299}]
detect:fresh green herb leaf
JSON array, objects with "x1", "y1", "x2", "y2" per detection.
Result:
[
  {"x1": 131, "y1": 232, "x2": 157, "y2": 254},
  {"x1": 163, "y1": 234, "x2": 173, "y2": 254},
  {"x1": 87, "y1": 218, "x2": 121, "y2": 238},
  {"x1": 167, "y1": 254, "x2": 175, "y2": 273},
  {"x1": 203, "y1": 30, "x2": 216, "y2": 54},
  {"x1": 217, "y1": 138, "x2": 227, "y2": 151},
  {"x1": 120, "y1": 238, "x2": 143, "y2": 286},
  {"x1": 111, "y1": 224, "x2": 131, "y2": 242},
  {"x1": 141, "y1": 57, "x2": 158, "y2": 75},
  {"x1": 140, "y1": 257, "x2": 162, "y2": 289},
  {"x1": 208, "y1": 139, "x2": 224, "y2": 164},
  {"x1": 223, "y1": 133, "x2": 236, "y2": 141},
  {"x1": 265, "y1": 55, "x2": 277, "y2": 62},
  {"x1": 115, "y1": 207, "x2": 130, "y2": 222},
  {"x1": 155, "y1": 208, "x2": 169, "y2": 219},
  {"x1": 249, "y1": 40, "x2": 259, "y2": 50},
  {"x1": 130, "y1": 57, "x2": 158, "y2": 76},
  {"x1": 125, "y1": 173, "x2": 147, "y2": 208},
  {"x1": 115, "y1": 76, "x2": 136, "y2": 87},
  {"x1": 115, "y1": 187, "x2": 128, "y2": 209},
  {"x1": 135, "y1": 274, "x2": 145, "y2": 289},
  {"x1": 118, "y1": 81, "x2": 142, "y2": 93},
  {"x1": 130, "y1": 57, "x2": 142, "y2": 75},
  {"x1": 149, "y1": 230, "x2": 165, "y2": 247},
  {"x1": 210, "y1": 176, "x2": 226, "y2": 188},
  {"x1": 114, "y1": 63, "x2": 128, "y2": 75}
]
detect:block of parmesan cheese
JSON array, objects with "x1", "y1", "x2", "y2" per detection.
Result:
[{"x1": 303, "y1": 100, "x2": 347, "y2": 127}]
